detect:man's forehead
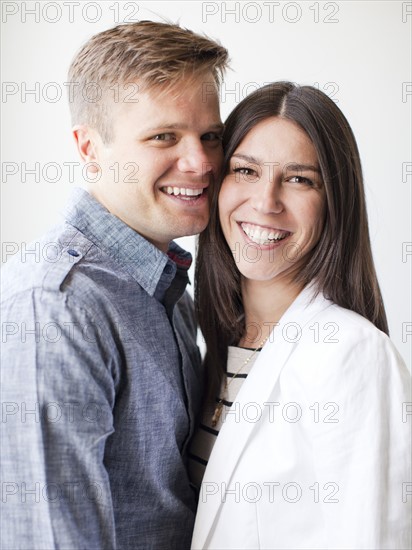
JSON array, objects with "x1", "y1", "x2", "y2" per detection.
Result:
[
  {"x1": 112, "y1": 76, "x2": 221, "y2": 121},
  {"x1": 128, "y1": 69, "x2": 217, "y2": 97}
]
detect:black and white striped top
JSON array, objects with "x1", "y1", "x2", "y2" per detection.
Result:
[{"x1": 188, "y1": 346, "x2": 260, "y2": 490}]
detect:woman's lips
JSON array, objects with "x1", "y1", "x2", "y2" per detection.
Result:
[{"x1": 240, "y1": 222, "x2": 291, "y2": 246}]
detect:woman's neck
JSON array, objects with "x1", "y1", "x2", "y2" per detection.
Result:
[{"x1": 238, "y1": 275, "x2": 304, "y2": 348}]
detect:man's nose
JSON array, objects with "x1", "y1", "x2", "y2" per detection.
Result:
[{"x1": 176, "y1": 140, "x2": 219, "y2": 177}]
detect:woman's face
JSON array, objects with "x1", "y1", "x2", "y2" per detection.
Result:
[{"x1": 218, "y1": 116, "x2": 326, "y2": 283}]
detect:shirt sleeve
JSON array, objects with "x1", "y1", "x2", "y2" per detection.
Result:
[
  {"x1": 1, "y1": 287, "x2": 120, "y2": 549},
  {"x1": 307, "y1": 326, "x2": 411, "y2": 549}
]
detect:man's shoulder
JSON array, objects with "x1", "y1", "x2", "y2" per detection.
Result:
[{"x1": 1, "y1": 221, "x2": 132, "y2": 308}]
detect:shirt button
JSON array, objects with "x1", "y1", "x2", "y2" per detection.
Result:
[
  {"x1": 67, "y1": 249, "x2": 80, "y2": 257},
  {"x1": 165, "y1": 265, "x2": 173, "y2": 274}
]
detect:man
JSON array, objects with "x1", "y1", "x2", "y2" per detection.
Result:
[{"x1": 1, "y1": 21, "x2": 228, "y2": 549}]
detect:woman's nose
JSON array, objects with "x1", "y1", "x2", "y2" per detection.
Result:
[{"x1": 251, "y1": 178, "x2": 284, "y2": 215}]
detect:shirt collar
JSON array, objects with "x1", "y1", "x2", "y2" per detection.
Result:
[{"x1": 62, "y1": 188, "x2": 192, "y2": 297}]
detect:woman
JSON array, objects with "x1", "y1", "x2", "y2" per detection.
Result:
[{"x1": 189, "y1": 82, "x2": 411, "y2": 549}]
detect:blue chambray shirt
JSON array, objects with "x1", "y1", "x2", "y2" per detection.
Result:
[{"x1": 1, "y1": 188, "x2": 203, "y2": 549}]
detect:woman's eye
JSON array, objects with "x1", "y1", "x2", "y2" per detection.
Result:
[
  {"x1": 288, "y1": 175, "x2": 314, "y2": 186},
  {"x1": 151, "y1": 133, "x2": 176, "y2": 141},
  {"x1": 233, "y1": 167, "x2": 256, "y2": 177}
]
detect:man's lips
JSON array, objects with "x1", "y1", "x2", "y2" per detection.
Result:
[
  {"x1": 239, "y1": 222, "x2": 292, "y2": 245},
  {"x1": 160, "y1": 186, "x2": 208, "y2": 200}
]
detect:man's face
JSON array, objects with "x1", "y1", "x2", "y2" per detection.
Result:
[{"x1": 86, "y1": 75, "x2": 223, "y2": 251}]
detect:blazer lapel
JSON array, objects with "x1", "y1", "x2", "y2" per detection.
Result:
[{"x1": 193, "y1": 286, "x2": 333, "y2": 548}]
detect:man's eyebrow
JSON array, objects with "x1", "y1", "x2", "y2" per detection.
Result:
[
  {"x1": 284, "y1": 163, "x2": 321, "y2": 173},
  {"x1": 145, "y1": 122, "x2": 224, "y2": 132}
]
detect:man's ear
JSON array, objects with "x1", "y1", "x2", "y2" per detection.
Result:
[{"x1": 72, "y1": 125, "x2": 101, "y2": 172}]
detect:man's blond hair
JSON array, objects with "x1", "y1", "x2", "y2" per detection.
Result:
[{"x1": 67, "y1": 20, "x2": 229, "y2": 142}]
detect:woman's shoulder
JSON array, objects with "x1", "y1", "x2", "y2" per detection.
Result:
[
  {"x1": 277, "y1": 290, "x2": 409, "y2": 388},
  {"x1": 301, "y1": 288, "x2": 393, "y2": 345}
]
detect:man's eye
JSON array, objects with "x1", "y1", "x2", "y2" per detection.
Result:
[
  {"x1": 201, "y1": 132, "x2": 222, "y2": 142},
  {"x1": 151, "y1": 133, "x2": 176, "y2": 141}
]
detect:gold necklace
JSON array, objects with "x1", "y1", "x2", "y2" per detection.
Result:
[{"x1": 211, "y1": 335, "x2": 269, "y2": 427}]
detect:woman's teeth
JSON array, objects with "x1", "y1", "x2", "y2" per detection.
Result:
[{"x1": 241, "y1": 223, "x2": 290, "y2": 245}]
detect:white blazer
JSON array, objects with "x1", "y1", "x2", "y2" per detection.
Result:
[{"x1": 191, "y1": 286, "x2": 411, "y2": 550}]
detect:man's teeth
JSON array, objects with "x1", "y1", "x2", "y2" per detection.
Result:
[
  {"x1": 241, "y1": 223, "x2": 290, "y2": 244},
  {"x1": 164, "y1": 186, "x2": 204, "y2": 197}
]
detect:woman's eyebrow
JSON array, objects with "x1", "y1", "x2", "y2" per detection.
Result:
[
  {"x1": 284, "y1": 162, "x2": 321, "y2": 173},
  {"x1": 231, "y1": 153, "x2": 262, "y2": 164},
  {"x1": 231, "y1": 156, "x2": 321, "y2": 174}
]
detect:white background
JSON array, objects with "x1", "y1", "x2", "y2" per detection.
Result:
[{"x1": 1, "y1": 1, "x2": 411, "y2": 369}]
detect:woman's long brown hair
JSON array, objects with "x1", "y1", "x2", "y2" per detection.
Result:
[{"x1": 195, "y1": 82, "x2": 388, "y2": 402}]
